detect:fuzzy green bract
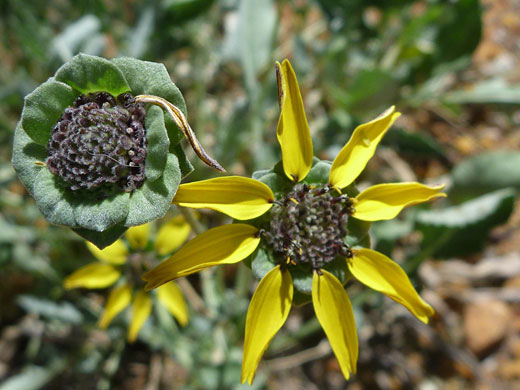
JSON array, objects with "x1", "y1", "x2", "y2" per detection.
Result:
[
  {"x1": 246, "y1": 158, "x2": 371, "y2": 305},
  {"x1": 12, "y1": 54, "x2": 193, "y2": 249}
]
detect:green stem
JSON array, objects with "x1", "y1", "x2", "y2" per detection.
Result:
[
  {"x1": 234, "y1": 263, "x2": 252, "y2": 299},
  {"x1": 178, "y1": 206, "x2": 205, "y2": 235}
]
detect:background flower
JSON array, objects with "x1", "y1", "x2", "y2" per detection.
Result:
[{"x1": 64, "y1": 216, "x2": 191, "y2": 342}]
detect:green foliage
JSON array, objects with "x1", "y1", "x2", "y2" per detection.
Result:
[
  {"x1": 222, "y1": 0, "x2": 276, "y2": 95},
  {"x1": 382, "y1": 128, "x2": 448, "y2": 161},
  {"x1": 432, "y1": 0, "x2": 482, "y2": 65},
  {"x1": 18, "y1": 295, "x2": 83, "y2": 323},
  {"x1": 55, "y1": 54, "x2": 131, "y2": 96},
  {"x1": 11, "y1": 122, "x2": 48, "y2": 195},
  {"x1": 21, "y1": 79, "x2": 78, "y2": 144},
  {"x1": 416, "y1": 189, "x2": 516, "y2": 257},
  {"x1": 315, "y1": 0, "x2": 483, "y2": 117},
  {"x1": 161, "y1": 0, "x2": 216, "y2": 23},
  {"x1": 0, "y1": 361, "x2": 66, "y2": 390},
  {"x1": 252, "y1": 162, "x2": 293, "y2": 196},
  {"x1": 450, "y1": 151, "x2": 520, "y2": 200},
  {"x1": 73, "y1": 225, "x2": 129, "y2": 250},
  {"x1": 302, "y1": 159, "x2": 332, "y2": 186},
  {"x1": 143, "y1": 105, "x2": 171, "y2": 181},
  {"x1": 111, "y1": 57, "x2": 188, "y2": 146},
  {"x1": 444, "y1": 79, "x2": 520, "y2": 104},
  {"x1": 125, "y1": 153, "x2": 181, "y2": 226}
]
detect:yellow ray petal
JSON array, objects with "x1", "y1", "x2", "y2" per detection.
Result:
[
  {"x1": 241, "y1": 266, "x2": 293, "y2": 385},
  {"x1": 125, "y1": 223, "x2": 151, "y2": 250},
  {"x1": 157, "y1": 282, "x2": 189, "y2": 326},
  {"x1": 143, "y1": 224, "x2": 260, "y2": 290},
  {"x1": 98, "y1": 283, "x2": 132, "y2": 328},
  {"x1": 173, "y1": 176, "x2": 274, "y2": 220},
  {"x1": 64, "y1": 263, "x2": 121, "y2": 289},
  {"x1": 349, "y1": 249, "x2": 434, "y2": 323},
  {"x1": 275, "y1": 59, "x2": 313, "y2": 182},
  {"x1": 86, "y1": 240, "x2": 128, "y2": 265},
  {"x1": 312, "y1": 269, "x2": 358, "y2": 379},
  {"x1": 329, "y1": 107, "x2": 400, "y2": 189},
  {"x1": 353, "y1": 182, "x2": 446, "y2": 221},
  {"x1": 127, "y1": 290, "x2": 153, "y2": 343},
  {"x1": 154, "y1": 215, "x2": 192, "y2": 256}
]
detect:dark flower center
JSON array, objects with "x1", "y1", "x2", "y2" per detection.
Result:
[
  {"x1": 263, "y1": 183, "x2": 355, "y2": 271},
  {"x1": 46, "y1": 92, "x2": 147, "y2": 193}
]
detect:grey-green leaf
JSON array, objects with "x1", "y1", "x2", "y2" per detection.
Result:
[
  {"x1": 72, "y1": 190, "x2": 130, "y2": 231},
  {"x1": 382, "y1": 128, "x2": 448, "y2": 162},
  {"x1": 416, "y1": 188, "x2": 516, "y2": 257},
  {"x1": 21, "y1": 78, "x2": 78, "y2": 144},
  {"x1": 18, "y1": 295, "x2": 83, "y2": 324},
  {"x1": 250, "y1": 248, "x2": 275, "y2": 280},
  {"x1": 254, "y1": 161, "x2": 293, "y2": 195},
  {"x1": 257, "y1": 172, "x2": 292, "y2": 195},
  {"x1": 32, "y1": 167, "x2": 132, "y2": 231},
  {"x1": 144, "y1": 105, "x2": 170, "y2": 182},
  {"x1": 111, "y1": 56, "x2": 187, "y2": 145},
  {"x1": 73, "y1": 224, "x2": 128, "y2": 249},
  {"x1": 451, "y1": 151, "x2": 520, "y2": 200},
  {"x1": 222, "y1": 0, "x2": 276, "y2": 94},
  {"x1": 32, "y1": 168, "x2": 77, "y2": 227},
  {"x1": 0, "y1": 362, "x2": 65, "y2": 390},
  {"x1": 11, "y1": 122, "x2": 48, "y2": 196},
  {"x1": 172, "y1": 143, "x2": 194, "y2": 179},
  {"x1": 291, "y1": 266, "x2": 313, "y2": 294},
  {"x1": 303, "y1": 160, "x2": 332, "y2": 185},
  {"x1": 55, "y1": 53, "x2": 130, "y2": 96},
  {"x1": 346, "y1": 217, "x2": 371, "y2": 248},
  {"x1": 290, "y1": 256, "x2": 351, "y2": 296},
  {"x1": 444, "y1": 79, "x2": 520, "y2": 105},
  {"x1": 125, "y1": 153, "x2": 181, "y2": 226}
]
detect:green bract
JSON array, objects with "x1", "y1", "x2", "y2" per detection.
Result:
[{"x1": 12, "y1": 54, "x2": 194, "y2": 249}]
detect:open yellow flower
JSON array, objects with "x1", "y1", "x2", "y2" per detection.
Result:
[
  {"x1": 143, "y1": 59, "x2": 445, "y2": 383},
  {"x1": 64, "y1": 216, "x2": 191, "y2": 342}
]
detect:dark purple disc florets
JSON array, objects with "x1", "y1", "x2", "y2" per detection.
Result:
[
  {"x1": 263, "y1": 183, "x2": 355, "y2": 270},
  {"x1": 46, "y1": 92, "x2": 147, "y2": 193}
]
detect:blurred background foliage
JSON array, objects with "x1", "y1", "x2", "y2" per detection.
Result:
[{"x1": 1, "y1": 0, "x2": 520, "y2": 389}]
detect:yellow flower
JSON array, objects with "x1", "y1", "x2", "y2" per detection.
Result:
[
  {"x1": 143, "y1": 59, "x2": 446, "y2": 383},
  {"x1": 64, "y1": 216, "x2": 191, "y2": 342}
]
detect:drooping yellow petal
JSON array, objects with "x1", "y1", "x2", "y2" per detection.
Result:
[
  {"x1": 143, "y1": 224, "x2": 260, "y2": 290},
  {"x1": 349, "y1": 249, "x2": 434, "y2": 323},
  {"x1": 125, "y1": 223, "x2": 151, "y2": 250},
  {"x1": 98, "y1": 283, "x2": 132, "y2": 328},
  {"x1": 64, "y1": 263, "x2": 121, "y2": 289},
  {"x1": 86, "y1": 240, "x2": 128, "y2": 265},
  {"x1": 275, "y1": 59, "x2": 313, "y2": 182},
  {"x1": 154, "y1": 215, "x2": 192, "y2": 256},
  {"x1": 312, "y1": 269, "x2": 358, "y2": 380},
  {"x1": 353, "y1": 182, "x2": 446, "y2": 221},
  {"x1": 127, "y1": 290, "x2": 152, "y2": 343},
  {"x1": 241, "y1": 266, "x2": 293, "y2": 385},
  {"x1": 173, "y1": 177, "x2": 274, "y2": 220},
  {"x1": 157, "y1": 282, "x2": 189, "y2": 326},
  {"x1": 329, "y1": 107, "x2": 400, "y2": 189}
]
